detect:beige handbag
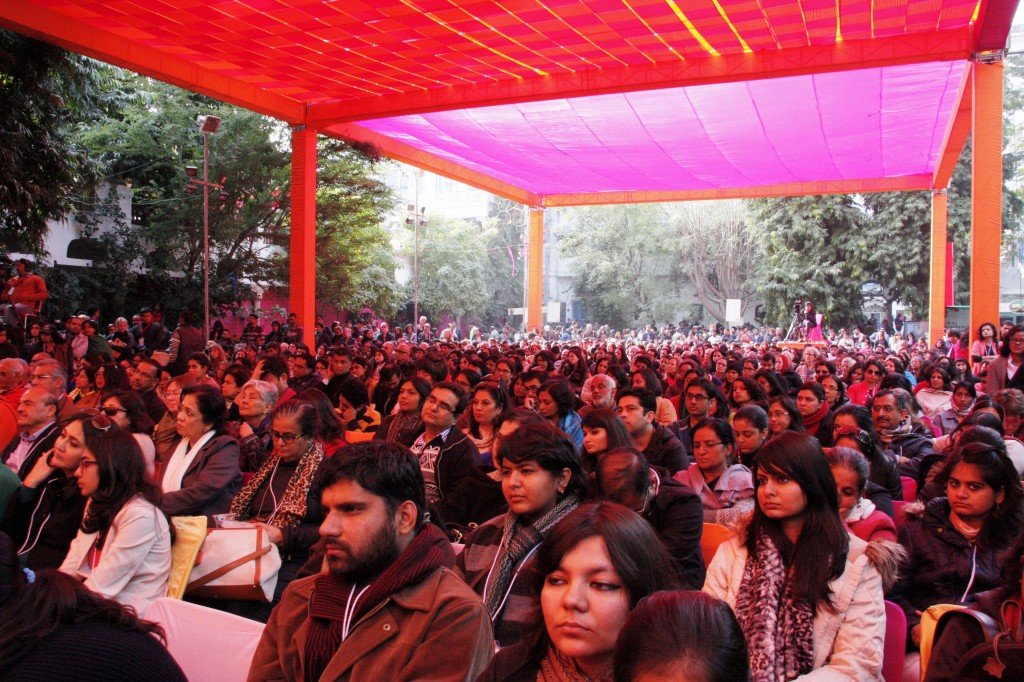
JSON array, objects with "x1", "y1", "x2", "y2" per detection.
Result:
[{"x1": 185, "y1": 525, "x2": 281, "y2": 601}]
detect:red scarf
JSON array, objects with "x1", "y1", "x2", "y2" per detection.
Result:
[
  {"x1": 802, "y1": 401, "x2": 830, "y2": 437},
  {"x1": 304, "y1": 524, "x2": 454, "y2": 681}
]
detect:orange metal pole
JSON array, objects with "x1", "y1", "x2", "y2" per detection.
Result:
[
  {"x1": 969, "y1": 59, "x2": 1004, "y2": 347},
  {"x1": 929, "y1": 189, "x2": 948, "y2": 347},
  {"x1": 290, "y1": 126, "x2": 318, "y2": 348},
  {"x1": 526, "y1": 208, "x2": 545, "y2": 333}
]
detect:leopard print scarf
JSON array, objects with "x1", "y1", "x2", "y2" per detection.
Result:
[
  {"x1": 230, "y1": 441, "x2": 324, "y2": 527},
  {"x1": 735, "y1": 530, "x2": 815, "y2": 682}
]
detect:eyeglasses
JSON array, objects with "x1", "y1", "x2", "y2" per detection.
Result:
[
  {"x1": 692, "y1": 441, "x2": 724, "y2": 450},
  {"x1": 865, "y1": 369, "x2": 881, "y2": 375},
  {"x1": 135, "y1": 371, "x2": 159, "y2": 380},
  {"x1": 270, "y1": 430, "x2": 303, "y2": 443},
  {"x1": 685, "y1": 393, "x2": 709, "y2": 401},
  {"x1": 425, "y1": 395, "x2": 457, "y2": 413},
  {"x1": 30, "y1": 374, "x2": 59, "y2": 382},
  {"x1": 101, "y1": 406, "x2": 126, "y2": 417},
  {"x1": 78, "y1": 459, "x2": 99, "y2": 470}
]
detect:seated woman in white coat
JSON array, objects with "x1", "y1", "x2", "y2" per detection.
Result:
[
  {"x1": 703, "y1": 431, "x2": 897, "y2": 682},
  {"x1": 60, "y1": 422, "x2": 171, "y2": 616}
]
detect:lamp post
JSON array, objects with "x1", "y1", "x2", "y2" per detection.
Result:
[
  {"x1": 405, "y1": 169, "x2": 426, "y2": 343},
  {"x1": 185, "y1": 115, "x2": 222, "y2": 341}
]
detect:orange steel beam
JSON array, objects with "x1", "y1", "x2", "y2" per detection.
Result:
[
  {"x1": 526, "y1": 209, "x2": 545, "y2": 333},
  {"x1": 933, "y1": 67, "x2": 973, "y2": 190},
  {"x1": 325, "y1": 123, "x2": 542, "y2": 207},
  {"x1": 290, "y1": 127, "x2": 318, "y2": 348},
  {"x1": 929, "y1": 190, "x2": 949, "y2": 347},
  {"x1": 0, "y1": 2, "x2": 305, "y2": 124},
  {"x1": 540, "y1": 176, "x2": 933, "y2": 207},
  {"x1": 969, "y1": 59, "x2": 1004, "y2": 347},
  {"x1": 308, "y1": 30, "x2": 972, "y2": 125}
]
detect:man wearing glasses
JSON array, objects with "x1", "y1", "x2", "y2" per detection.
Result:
[
  {"x1": 667, "y1": 378, "x2": 721, "y2": 454},
  {"x1": 130, "y1": 358, "x2": 167, "y2": 425},
  {"x1": 29, "y1": 359, "x2": 77, "y2": 423},
  {"x1": 410, "y1": 381, "x2": 482, "y2": 527}
]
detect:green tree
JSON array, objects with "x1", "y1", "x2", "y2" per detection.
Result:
[
  {"x1": 669, "y1": 200, "x2": 762, "y2": 324},
  {"x1": 0, "y1": 30, "x2": 100, "y2": 253},
  {"x1": 556, "y1": 205, "x2": 683, "y2": 328},
  {"x1": 310, "y1": 139, "x2": 401, "y2": 317},
  {"x1": 63, "y1": 69, "x2": 398, "y2": 321},
  {"x1": 403, "y1": 215, "x2": 491, "y2": 320},
  {"x1": 748, "y1": 194, "x2": 868, "y2": 328},
  {"x1": 480, "y1": 197, "x2": 526, "y2": 327}
]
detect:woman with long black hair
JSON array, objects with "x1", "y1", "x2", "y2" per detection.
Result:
[
  {"x1": 704, "y1": 431, "x2": 892, "y2": 681},
  {"x1": 60, "y1": 427, "x2": 171, "y2": 615}
]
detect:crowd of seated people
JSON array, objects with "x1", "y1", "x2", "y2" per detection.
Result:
[{"x1": 4, "y1": 300, "x2": 1024, "y2": 681}]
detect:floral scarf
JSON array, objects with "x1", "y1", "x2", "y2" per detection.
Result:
[
  {"x1": 229, "y1": 441, "x2": 324, "y2": 527},
  {"x1": 735, "y1": 530, "x2": 815, "y2": 682}
]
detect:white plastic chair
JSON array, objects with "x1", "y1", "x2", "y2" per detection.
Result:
[{"x1": 144, "y1": 597, "x2": 265, "y2": 682}]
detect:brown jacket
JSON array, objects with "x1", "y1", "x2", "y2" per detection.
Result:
[{"x1": 248, "y1": 566, "x2": 494, "y2": 681}]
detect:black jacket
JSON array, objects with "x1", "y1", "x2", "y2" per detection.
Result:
[
  {"x1": 884, "y1": 432, "x2": 934, "y2": 479},
  {"x1": 2, "y1": 471, "x2": 86, "y2": 570},
  {"x1": 643, "y1": 475, "x2": 705, "y2": 588},
  {"x1": 641, "y1": 424, "x2": 689, "y2": 475},
  {"x1": 890, "y1": 498, "x2": 1004, "y2": 634}
]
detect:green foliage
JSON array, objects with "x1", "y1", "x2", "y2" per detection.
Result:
[
  {"x1": 311, "y1": 139, "x2": 401, "y2": 317},
  {"x1": 55, "y1": 67, "x2": 398, "y2": 321},
  {"x1": 479, "y1": 198, "x2": 526, "y2": 327},
  {"x1": 555, "y1": 205, "x2": 683, "y2": 328},
  {"x1": 402, "y1": 215, "x2": 490, "y2": 320},
  {"x1": 0, "y1": 29, "x2": 100, "y2": 252},
  {"x1": 748, "y1": 195, "x2": 869, "y2": 328}
]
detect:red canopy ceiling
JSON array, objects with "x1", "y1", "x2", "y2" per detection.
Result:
[{"x1": 0, "y1": 0, "x2": 1016, "y2": 205}]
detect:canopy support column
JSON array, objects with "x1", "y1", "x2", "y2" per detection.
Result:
[
  {"x1": 969, "y1": 57, "x2": 1004, "y2": 346},
  {"x1": 929, "y1": 189, "x2": 948, "y2": 347},
  {"x1": 290, "y1": 126, "x2": 317, "y2": 348},
  {"x1": 526, "y1": 208, "x2": 544, "y2": 333}
]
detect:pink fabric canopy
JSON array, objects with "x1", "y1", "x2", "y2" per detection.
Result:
[{"x1": 358, "y1": 60, "x2": 967, "y2": 197}]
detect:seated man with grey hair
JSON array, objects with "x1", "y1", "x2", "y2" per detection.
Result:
[
  {"x1": 579, "y1": 373, "x2": 617, "y2": 419},
  {"x1": 871, "y1": 388, "x2": 934, "y2": 478}
]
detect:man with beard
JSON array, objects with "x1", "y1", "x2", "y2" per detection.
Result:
[{"x1": 249, "y1": 442, "x2": 494, "y2": 681}]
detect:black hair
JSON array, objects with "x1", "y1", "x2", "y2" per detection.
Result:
[
  {"x1": 296, "y1": 388, "x2": 345, "y2": 443},
  {"x1": 539, "y1": 379, "x2": 576, "y2": 420},
  {"x1": 178, "y1": 384, "x2": 227, "y2": 432},
  {"x1": 798, "y1": 381, "x2": 825, "y2": 403},
  {"x1": 749, "y1": 431, "x2": 849, "y2": 614},
  {"x1": 317, "y1": 442, "x2": 427, "y2": 530},
  {"x1": 99, "y1": 389, "x2": 155, "y2": 436},
  {"x1": 733, "y1": 404, "x2": 769, "y2": 431},
  {"x1": 259, "y1": 355, "x2": 289, "y2": 380},
  {"x1": 465, "y1": 382, "x2": 510, "y2": 437},
  {"x1": 596, "y1": 447, "x2": 651, "y2": 501},
  {"x1": 632, "y1": 368, "x2": 663, "y2": 396},
  {"x1": 497, "y1": 422, "x2": 586, "y2": 500},
  {"x1": 81, "y1": 429, "x2": 164, "y2": 542},
  {"x1": 936, "y1": 439, "x2": 1024, "y2": 549},
  {"x1": 614, "y1": 591, "x2": 750, "y2": 682},
  {"x1": 432, "y1": 380, "x2": 468, "y2": 416},
  {"x1": 616, "y1": 386, "x2": 657, "y2": 415},
  {"x1": 767, "y1": 396, "x2": 804, "y2": 433}
]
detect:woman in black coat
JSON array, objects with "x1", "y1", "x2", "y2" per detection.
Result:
[{"x1": 890, "y1": 441, "x2": 1024, "y2": 653}]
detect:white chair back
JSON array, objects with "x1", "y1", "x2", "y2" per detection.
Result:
[{"x1": 144, "y1": 597, "x2": 265, "y2": 682}]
